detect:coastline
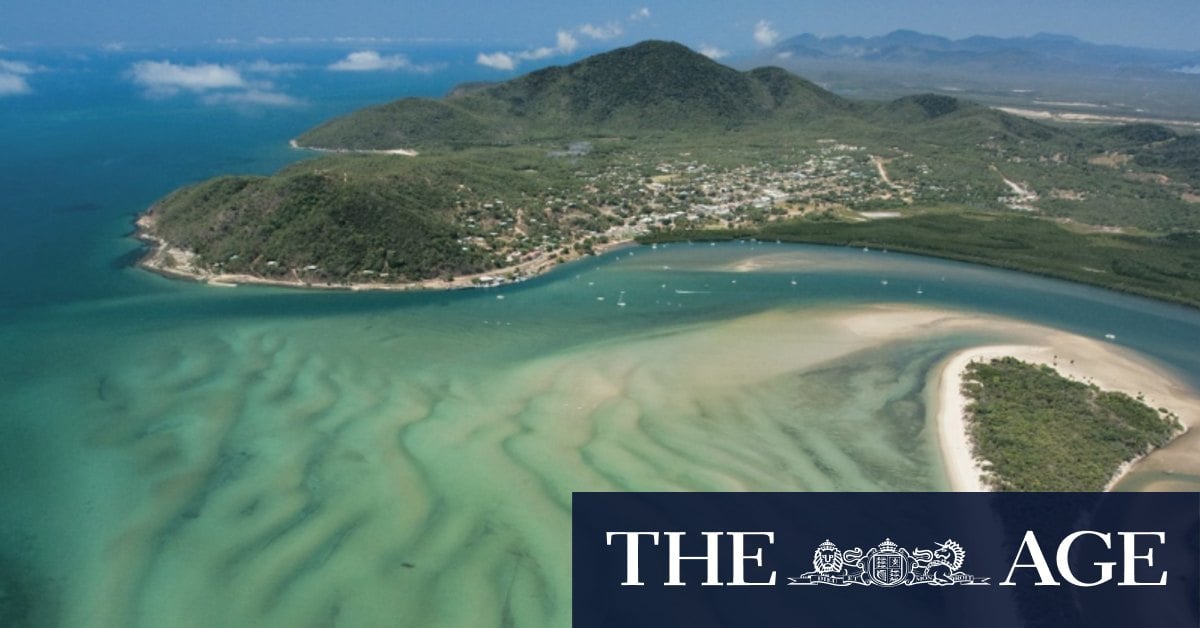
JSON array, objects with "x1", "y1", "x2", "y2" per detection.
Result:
[
  {"x1": 933, "y1": 339, "x2": 1199, "y2": 492},
  {"x1": 135, "y1": 197, "x2": 1200, "y2": 490},
  {"x1": 288, "y1": 139, "x2": 419, "y2": 157},
  {"x1": 134, "y1": 212, "x2": 634, "y2": 292}
]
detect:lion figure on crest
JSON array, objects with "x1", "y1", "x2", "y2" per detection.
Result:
[{"x1": 806, "y1": 539, "x2": 865, "y2": 583}]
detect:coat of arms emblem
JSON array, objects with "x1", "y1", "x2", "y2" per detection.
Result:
[
  {"x1": 789, "y1": 538, "x2": 988, "y2": 587},
  {"x1": 866, "y1": 538, "x2": 908, "y2": 586}
]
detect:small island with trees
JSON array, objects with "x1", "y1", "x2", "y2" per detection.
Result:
[{"x1": 960, "y1": 357, "x2": 1183, "y2": 491}]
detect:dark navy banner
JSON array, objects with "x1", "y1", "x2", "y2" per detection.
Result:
[{"x1": 573, "y1": 492, "x2": 1199, "y2": 628}]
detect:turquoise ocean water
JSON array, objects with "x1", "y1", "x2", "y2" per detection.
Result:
[{"x1": 1, "y1": 46, "x2": 1199, "y2": 627}]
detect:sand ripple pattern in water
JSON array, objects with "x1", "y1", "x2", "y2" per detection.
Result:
[{"x1": 69, "y1": 308, "x2": 966, "y2": 627}]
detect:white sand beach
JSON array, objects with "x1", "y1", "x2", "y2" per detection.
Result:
[
  {"x1": 135, "y1": 212, "x2": 633, "y2": 292},
  {"x1": 289, "y1": 139, "x2": 419, "y2": 156}
]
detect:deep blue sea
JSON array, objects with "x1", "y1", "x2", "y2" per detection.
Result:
[
  {"x1": 2, "y1": 44, "x2": 1199, "y2": 627},
  {"x1": 0, "y1": 45, "x2": 515, "y2": 310}
]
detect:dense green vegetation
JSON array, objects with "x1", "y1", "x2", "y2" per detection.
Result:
[
  {"x1": 961, "y1": 357, "x2": 1181, "y2": 491},
  {"x1": 1088, "y1": 122, "x2": 1177, "y2": 148},
  {"x1": 642, "y1": 214, "x2": 1200, "y2": 308},
  {"x1": 297, "y1": 41, "x2": 856, "y2": 150},
  {"x1": 147, "y1": 40, "x2": 1200, "y2": 296},
  {"x1": 1133, "y1": 135, "x2": 1200, "y2": 187},
  {"x1": 150, "y1": 149, "x2": 602, "y2": 282},
  {"x1": 299, "y1": 98, "x2": 510, "y2": 150}
]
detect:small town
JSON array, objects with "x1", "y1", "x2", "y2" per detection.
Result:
[{"x1": 450, "y1": 140, "x2": 924, "y2": 284}]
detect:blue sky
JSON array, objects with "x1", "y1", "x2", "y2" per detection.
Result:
[{"x1": 1, "y1": 0, "x2": 1197, "y2": 51}]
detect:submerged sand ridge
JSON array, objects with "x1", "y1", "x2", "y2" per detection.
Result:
[
  {"x1": 61, "y1": 306, "x2": 942, "y2": 625},
  {"x1": 12, "y1": 297, "x2": 1200, "y2": 627}
]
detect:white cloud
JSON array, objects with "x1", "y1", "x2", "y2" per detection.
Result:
[
  {"x1": 328, "y1": 50, "x2": 431, "y2": 72},
  {"x1": 478, "y1": 30, "x2": 579, "y2": 70},
  {"x1": 202, "y1": 89, "x2": 301, "y2": 107},
  {"x1": 129, "y1": 59, "x2": 297, "y2": 106},
  {"x1": 0, "y1": 72, "x2": 31, "y2": 96},
  {"x1": 131, "y1": 60, "x2": 245, "y2": 95},
  {"x1": 580, "y1": 22, "x2": 623, "y2": 40},
  {"x1": 0, "y1": 60, "x2": 35, "y2": 75},
  {"x1": 252, "y1": 35, "x2": 416, "y2": 46},
  {"x1": 754, "y1": 20, "x2": 780, "y2": 47},
  {"x1": 475, "y1": 7, "x2": 655, "y2": 72},
  {"x1": 516, "y1": 46, "x2": 556, "y2": 61},
  {"x1": 1174, "y1": 65, "x2": 1200, "y2": 75},
  {"x1": 0, "y1": 59, "x2": 37, "y2": 96},
  {"x1": 556, "y1": 30, "x2": 579, "y2": 54},
  {"x1": 476, "y1": 52, "x2": 516, "y2": 71},
  {"x1": 243, "y1": 60, "x2": 304, "y2": 74},
  {"x1": 698, "y1": 45, "x2": 729, "y2": 60},
  {"x1": 331, "y1": 36, "x2": 399, "y2": 44}
]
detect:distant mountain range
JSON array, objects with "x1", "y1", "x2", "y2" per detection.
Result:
[{"x1": 771, "y1": 30, "x2": 1200, "y2": 76}]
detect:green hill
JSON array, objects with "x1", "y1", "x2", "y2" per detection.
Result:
[
  {"x1": 883, "y1": 93, "x2": 966, "y2": 120},
  {"x1": 873, "y1": 93, "x2": 1066, "y2": 144},
  {"x1": 1132, "y1": 135, "x2": 1200, "y2": 186},
  {"x1": 298, "y1": 98, "x2": 511, "y2": 150},
  {"x1": 296, "y1": 41, "x2": 852, "y2": 150}
]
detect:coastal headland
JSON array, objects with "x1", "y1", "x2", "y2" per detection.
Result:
[{"x1": 136, "y1": 41, "x2": 1200, "y2": 305}]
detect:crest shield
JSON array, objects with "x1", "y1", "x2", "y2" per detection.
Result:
[{"x1": 868, "y1": 551, "x2": 908, "y2": 586}]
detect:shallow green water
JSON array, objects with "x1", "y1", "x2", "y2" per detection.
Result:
[{"x1": 3, "y1": 242, "x2": 1199, "y2": 626}]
